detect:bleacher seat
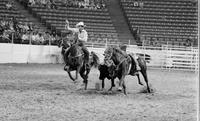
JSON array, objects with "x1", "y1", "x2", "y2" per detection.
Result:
[{"x1": 120, "y1": 0, "x2": 198, "y2": 46}]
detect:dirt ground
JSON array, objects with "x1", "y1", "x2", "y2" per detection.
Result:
[{"x1": 0, "y1": 64, "x2": 198, "y2": 121}]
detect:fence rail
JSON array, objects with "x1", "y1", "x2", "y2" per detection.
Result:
[{"x1": 0, "y1": 42, "x2": 198, "y2": 72}]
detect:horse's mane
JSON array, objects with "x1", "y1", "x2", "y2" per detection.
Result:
[{"x1": 112, "y1": 46, "x2": 128, "y2": 58}]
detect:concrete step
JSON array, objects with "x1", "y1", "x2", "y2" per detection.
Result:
[
  {"x1": 108, "y1": 0, "x2": 136, "y2": 45},
  {"x1": 14, "y1": 0, "x2": 48, "y2": 32}
]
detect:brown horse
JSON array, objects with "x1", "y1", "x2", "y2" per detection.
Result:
[
  {"x1": 57, "y1": 35, "x2": 99, "y2": 90},
  {"x1": 104, "y1": 46, "x2": 151, "y2": 94}
]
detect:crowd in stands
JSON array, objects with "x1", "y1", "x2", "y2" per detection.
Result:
[
  {"x1": 61, "y1": 0, "x2": 108, "y2": 9},
  {"x1": 28, "y1": 0, "x2": 57, "y2": 9},
  {"x1": 121, "y1": 0, "x2": 143, "y2": 8},
  {"x1": 21, "y1": 0, "x2": 108, "y2": 10},
  {"x1": 0, "y1": 17, "x2": 59, "y2": 45},
  {"x1": 5, "y1": 1, "x2": 15, "y2": 10}
]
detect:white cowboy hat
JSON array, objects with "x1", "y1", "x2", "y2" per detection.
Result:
[{"x1": 76, "y1": 22, "x2": 86, "y2": 27}]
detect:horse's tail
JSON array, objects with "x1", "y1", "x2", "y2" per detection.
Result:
[{"x1": 90, "y1": 51, "x2": 100, "y2": 68}]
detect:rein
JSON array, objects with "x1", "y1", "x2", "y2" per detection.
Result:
[{"x1": 69, "y1": 53, "x2": 83, "y2": 59}]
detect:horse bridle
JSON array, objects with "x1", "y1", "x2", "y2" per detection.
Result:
[{"x1": 104, "y1": 47, "x2": 131, "y2": 71}]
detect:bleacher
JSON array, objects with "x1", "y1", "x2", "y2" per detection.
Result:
[
  {"x1": 28, "y1": 1, "x2": 119, "y2": 44},
  {"x1": 0, "y1": 0, "x2": 29, "y2": 23},
  {"x1": 120, "y1": 0, "x2": 198, "y2": 46}
]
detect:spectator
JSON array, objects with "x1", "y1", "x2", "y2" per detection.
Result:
[
  {"x1": 28, "y1": 0, "x2": 35, "y2": 6},
  {"x1": 40, "y1": 0, "x2": 47, "y2": 7},
  {"x1": 38, "y1": 33, "x2": 45, "y2": 44},
  {"x1": 28, "y1": 22, "x2": 33, "y2": 31},
  {"x1": 50, "y1": 0, "x2": 57, "y2": 9},
  {"x1": 22, "y1": 22, "x2": 30, "y2": 32},
  {"x1": 49, "y1": 34, "x2": 56, "y2": 45},
  {"x1": 8, "y1": 21, "x2": 14, "y2": 32},
  {"x1": 43, "y1": 32, "x2": 51, "y2": 45},
  {"x1": 31, "y1": 32, "x2": 40, "y2": 44},
  {"x1": 133, "y1": 27, "x2": 141, "y2": 42},
  {"x1": 139, "y1": 1, "x2": 144, "y2": 8},
  {"x1": 12, "y1": 17, "x2": 18, "y2": 31},
  {"x1": 85, "y1": 0, "x2": 90, "y2": 7},
  {"x1": 0, "y1": 20, "x2": 6, "y2": 31},
  {"x1": 6, "y1": 1, "x2": 13, "y2": 10},
  {"x1": 17, "y1": 22, "x2": 24, "y2": 33},
  {"x1": 133, "y1": 1, "x2": 139, "y2": 7},
  {"x1": 46, "y1": 0, "x2": 51, "y2": 9},
  {"x1": 35, "y1": 0, "x2": 41, "y2": 6},
  {"x1": 1, "y1": 30, "x2": 11, "y2": 43},
  {"x1": 21, "y1": 32, "x2": 30, "y2": 44},
  {"x1": 185, "y1": 38, "x2": 192, "y2": 47}
]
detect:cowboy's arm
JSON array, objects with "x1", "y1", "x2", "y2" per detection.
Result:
[{"x1": 65, "y1": 22, "x2": 79, "y2": 33}]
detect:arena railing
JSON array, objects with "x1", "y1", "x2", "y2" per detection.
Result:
[{"x1": 1, "y1": 34, "x2": 198, "y2": 72}]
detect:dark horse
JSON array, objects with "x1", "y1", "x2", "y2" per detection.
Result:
[
  {"x1": 104, "y1": 46, "x2": 151, "y2": 94},
  {"x1": 57, "y1": 34, "x2": 99, "y2": 90}
]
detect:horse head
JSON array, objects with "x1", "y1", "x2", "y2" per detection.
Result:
[
  {"x1": 104, "y1": 46, "x2": 127, "y2": 66},
  {"x1": 104, "y1": 46, "x2": 114, "y2": 62}
]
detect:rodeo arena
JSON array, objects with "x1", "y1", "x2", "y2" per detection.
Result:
[{"x1": 0, "y1": 0, "x2": 199, "y2": 121}]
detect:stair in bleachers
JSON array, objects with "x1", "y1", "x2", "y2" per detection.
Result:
[
  {"x1": 108, "y1": 0, "x2": 136, "y2": 45},
  {"x1": 120, "y1": 0, "x2": 198, "y2": 47},
  {"x1": 0, "y1": 0, "x2": 29, "y2": 23},
  {"x1": 14, "y1": 0, "x2": 48, "y2": 32}
]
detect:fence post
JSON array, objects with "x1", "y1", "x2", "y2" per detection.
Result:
[
  {"x1": 105, "y1": 39, "x2": 107, "y2": 48},
  {"x1": 11, "y1": 32, "x2": 14, "y2": 43},
  {"x1": 29, "y1": 32, "x2": 32, "y2": 45}
]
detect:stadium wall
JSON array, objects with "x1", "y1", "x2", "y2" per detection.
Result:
[{"x1": 0, "y1": 43, "x2": 198, "y2": 71}]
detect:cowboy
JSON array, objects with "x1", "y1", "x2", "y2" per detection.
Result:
[{"x1": 65, "y1": 19, "x2": 90, "y2": 67}]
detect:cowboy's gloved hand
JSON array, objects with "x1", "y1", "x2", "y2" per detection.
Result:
[{"x1": 65, "y1": 19, "x2": 69, "y2": 24}]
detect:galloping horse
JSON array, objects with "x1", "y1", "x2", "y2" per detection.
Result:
[
  {"x1": 104, "y1": 46, "x2": 151, "y2": 94},
  {"x1": 57, "y1": 34, "x2": 99, "y2": 90}
]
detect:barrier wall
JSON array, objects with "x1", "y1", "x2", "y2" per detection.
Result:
[{"x1": 0, "y1": 43, "x2": 198, "y2": 71}]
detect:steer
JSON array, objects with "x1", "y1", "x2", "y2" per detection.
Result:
[{"x1": 98, "y1": 64, "x2": 117, "y2": 91}]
